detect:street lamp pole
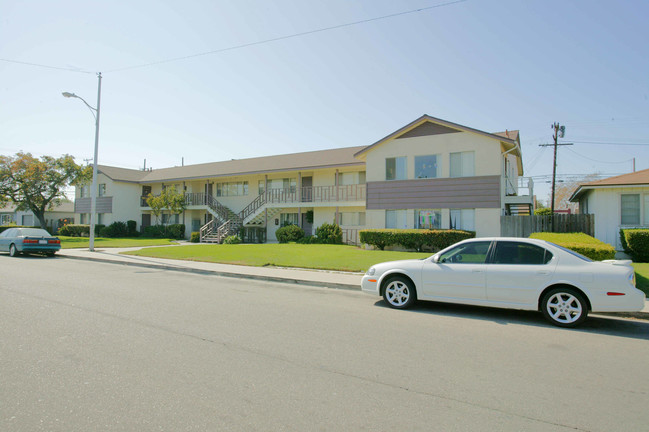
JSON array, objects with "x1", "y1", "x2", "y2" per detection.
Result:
[{"x1": 63, "y1": 72, "x2": 102, "y2": 252}]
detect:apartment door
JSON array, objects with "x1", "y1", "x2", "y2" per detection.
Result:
[
  {"x1": 141, "y1": 214, "x2": 151, "y2": 229},
  {"x1": 301, "y1": 176, "x2": 313, "y2": 202}
]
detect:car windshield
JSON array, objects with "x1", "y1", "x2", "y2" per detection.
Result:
[
  {"x1": 548, "y1": 242, "x2": 593, "y2": 262},
  {"x1": 16, "y1": 228, "x2": 52, "y2": 237}
]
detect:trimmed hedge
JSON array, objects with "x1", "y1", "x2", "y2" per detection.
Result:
[
  {"x1": 190, "y1": 231, "x2": 200, "y2": 243},
  {"x1": 620, "y1": 229, "x2": 649, "y2": 262},
  {"x1": 223, "y1": 235, "x2": 242, "y2": 244},
  {"x1": 142, "y1": 224, "x2": 186, "y2": 239},
  {"x1": 529, "y1": 232, "x2": 616, "y2": 261},
  {"x1": 58, "y1": 224, "x2": 90, "y2": 237},
  {"x1": 360, "y1": 229, "x2": 476, "y2": 251},
  {"x1": 315, "y1": 222, "x2": 343, "y2": 244},
  {"x1": 99, "y1": 221, "x2": 128, "y2": 238},
  {"x1": 276, "y1": 224, "x2": 305, "y2": 243}
]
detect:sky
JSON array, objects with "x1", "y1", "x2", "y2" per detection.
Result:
[{"x1": 1, "y1": 0, "x2": 648, "y2": 204}]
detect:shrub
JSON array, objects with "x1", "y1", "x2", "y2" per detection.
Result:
[
  {"x1": 223, "y1": 235, "x2": 242, "y2": 244},
  {"x1": 190, "y1": 231, "x2": 200, "y2": 243},
  {"x1": 534, "y1": 207, "x2": 553, "y2": 216},
  {"x1": 315, "y1": 222, "x2": 343, "y2": 244},
  {"x1": 127, "y1": 220, "x2": 137, "y2": 236},
  {"x1": 166, "y1": 224, "x2": 186, "y2": 239},
  {"x1": 276, "y1": 224, "x2": 305, "y2": 243},
  {"x1": 296, "y1": 235, "x2": 319, "y2": 244},
  {"x1": 99, "y1": 221, "x2": 128, "y2": 238},
  {"x1": 620, "y1": 229, "x2": 649, "y2": 262},
  {"x1": 530, "y1": 232, "x2": 616, "y2": 261},
  {"x1": 360, "y1": 229, "x2": 475, "y2": 251},
  {"x1": 94, "y1": 224, "x2": 105, "y2": 236},
  {"x1": 58, "y1": 224, "x2": 90, "y2": 237},
  {"x1": 142, "y1": 225, "x2": 167, "y2": 238}
]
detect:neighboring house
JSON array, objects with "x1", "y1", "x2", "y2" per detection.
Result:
[
  {"x1": 570, "y1": 168, "x2": 649, "y2": 250},
  {"x1": 74, "y1": 115, "x2": 533, "y2": 243},
  {"x1": 0, "y1": 202, "x2": 75, "y2": 231}
]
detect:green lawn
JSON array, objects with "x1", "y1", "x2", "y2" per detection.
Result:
[
  {"x1": 60, "y1": 236, "x2": 179, "y2": 249},
  {"x1": 632, "y1": 263, "x2": 649, "y2": 297},
  {"x1": 123, "y1": 243, "x2": 431, "y2": 272}
]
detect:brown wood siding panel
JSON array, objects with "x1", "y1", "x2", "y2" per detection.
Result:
[
  {"x1": 74, "y1": 197, "x2": 113, "y2": 213},
  {"x1": 366, "y1": 176, "x2": 501, "y2": 209}
]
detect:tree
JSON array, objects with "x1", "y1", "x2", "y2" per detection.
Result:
[
  {"x1": 0, "y1": 152, "x2": 89, "y2": 229},
  {"x1": 550, "y1": 174, "x2": 600, "y2": 213},
  {"x1": 146, "y1": 186, "x2": 186, "y2": 226}
]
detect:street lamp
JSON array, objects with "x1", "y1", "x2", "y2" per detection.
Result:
[{"x1": 63, "y1": 72, "x2": 102, "y2": 252}]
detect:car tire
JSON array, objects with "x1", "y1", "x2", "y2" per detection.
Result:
[
  {"x1": 9, "y1": 244, "x2": 18, "y2": 257},
  {"x1": 541, "y1": 287, "x2": 588, "y2": 328},
  {"x1": 382, "y1": 276, "x2": 416, "y2": 309}
]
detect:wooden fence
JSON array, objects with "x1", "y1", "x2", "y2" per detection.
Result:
[{"x1": 500, "y1": 214, "x2": 594, "y2": 238}]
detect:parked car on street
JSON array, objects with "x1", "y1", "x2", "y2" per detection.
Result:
[
  {"x1": 0, "y1": 228, "x2": 61, "y2": 257},
  {"x1": 361, "y1": 237, "x2": 645, "y2": 327}
]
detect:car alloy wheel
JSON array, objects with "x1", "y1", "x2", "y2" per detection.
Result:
[
  {"x1": 542, "y1": 288, "x2": 588, "y2": 327},
  {"x1": 383, "y1": 277, "x2": 416, "y2": 309},
  {"x1": 9, "y1": 244, "x2": 18, "y2": 257}
]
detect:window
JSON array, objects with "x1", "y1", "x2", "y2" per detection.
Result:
[
  {"x1": 80, "y1": 185, "x2": 89, "y2": 198},
  {"x1": 450, "y1": 151, "x2": 475, "y2": 177},
  {"x1": 621, "y1": 194, "x2": 640, "y2": 225},
  {"x1": 216, "y1": 181, "x2": 249, "y2": 197},
  {"x1": 258, "y1": 180, "x2": 265, "y2": 195},
  {"x1": 415, "y1": 210, "x2": 441, "y2": 229},
  {"x1": 386, "y1": 157, "x2": 407, "y2": 180},
  {"x1": 162, "y1": 214, "x2": 180, "y2": 225},
  {"x1": 98, "y1": 184, "x2": 106, "y2": 197},
  {"x1": 280, "y1": 213, "x2": 298, "y2": 226},
  {"x1": 645, "y1": 196, "x2": 649, "y2": 225},
  {"x1": 1, "y1": 214, "x2": 13, "y2": 225},
  {"x1": 283, "y1": 178, "x2": 297, "y2": 193},
  {"x1": 414, "y1": 155, "x2": 440, "y2": 179},
  {"x1": 341, "y1": 212, "x2": 366, "y2": 226},
  {"x1": 97, "y1": 213, "x2": 104, "y2": 225},
  {"x1": 450, "y1": 209, "x2": 475, "y2": 231},
  {"x1": 492, "y1": 241, "x2": 553, "y2": 265},
  {"x1": 386, "y1": 210, "x2": 407, "y2": 229},
  {"x1": 438, "y1": 241, "x2": 491, "y2": 264},
  {"x1": 80, "y1": 214, "x2": 87, "y2": 224}
]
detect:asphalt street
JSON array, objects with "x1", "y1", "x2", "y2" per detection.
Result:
[{"x1": 1, "y1": 255, "x2": 648, "y2": 431}]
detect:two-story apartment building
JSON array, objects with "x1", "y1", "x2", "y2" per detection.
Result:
[{"x1": 74, "y1": 115, "x2": 533, "y2": 243}]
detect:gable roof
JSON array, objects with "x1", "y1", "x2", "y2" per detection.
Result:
[
  {"x1": 98, "y1": 145, "x2": 366, "y2": 184},
  {"x1": 354, "y1": 114, "x2": 519, "y2": 158},
  {"x1": 570, "y1": 168, "x2": 649, "y2": 201}
]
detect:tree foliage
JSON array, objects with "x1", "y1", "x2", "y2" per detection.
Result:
[
  {"x1": 0, "y1": 152, "x2": 89, "y2": 229},
  {"x1": 146, "y1": 186, "x2": 186, "y2": 225},
  {"x1": 551, "y1": 174, "x2": 600, "y2": 213}
]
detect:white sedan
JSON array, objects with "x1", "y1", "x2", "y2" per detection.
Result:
[{"x1": 361, "y1": 237, "x2": 645, "y2": 327}]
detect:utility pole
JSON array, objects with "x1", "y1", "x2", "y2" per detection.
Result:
[{"x1": 539, "y1": 123, "x2": 572, "y2": 231}]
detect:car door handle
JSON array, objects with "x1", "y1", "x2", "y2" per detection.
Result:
[
  {"x1": 536, "y1": 270, "x2": 549, "y2": 275},
  {"x1": 472, "y1": 269, "x2": 483, "y2": 273}
]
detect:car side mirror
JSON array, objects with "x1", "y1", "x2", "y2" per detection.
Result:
[{"x1": 432, "y1": 255, "x2": 440, "y2": 263}]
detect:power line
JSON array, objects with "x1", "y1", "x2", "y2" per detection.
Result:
[
  {"x1": 0, "y1": 58, "x2": 94, "y2": 74},
  {"x1": 565, "y1": 147, "x2": 634, "y2": 164},
  {"x1": 566, "y1": 141, "x2": 649, "y2": 146},
  {"x1": 105, "y1": 0, "x2": 467, "y2": 73}
]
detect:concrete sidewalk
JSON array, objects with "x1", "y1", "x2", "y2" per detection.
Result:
[
  {"x1": 58, "y1": 246, "x2": 363, "y2": 291},
  {"x1": 57, "y1": 247, "x2": 649, "y2": 320}
]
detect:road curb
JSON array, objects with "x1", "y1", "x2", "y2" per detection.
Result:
[
  {"x1": 60, "y1": 254, "x2": 361, "y2": 292},
  {"x1": 59, "y1": 254, "x2": 649, "y2": 321}
]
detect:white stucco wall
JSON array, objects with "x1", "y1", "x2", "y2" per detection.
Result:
[
  {"x1": 364, "y1": 131, "x2": 502, "y2": 182},
  {"x1": 584, "y1": 186, "x2": 649, "y2": 249}
]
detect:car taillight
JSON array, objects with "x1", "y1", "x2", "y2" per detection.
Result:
[
  {"x1": 48, "y1": 239, "x2": 60, "y2": 244},
  {"x1": 23, "y1": 239, "x2": 38, "y2": 244}
]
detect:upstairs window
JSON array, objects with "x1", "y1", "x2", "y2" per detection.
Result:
[
  {"x1": 98, "y1": 184, "x2": 106, "y2": 197},
  {"x1": 450, "y1": 151, "x2": 475, "y2": 177},
  {"x1": 386, "y1": 157, "x2": 407, "y2": 181},
  {"x1": 414, "y1": 155, "x2": 440, "y2": 179}
]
